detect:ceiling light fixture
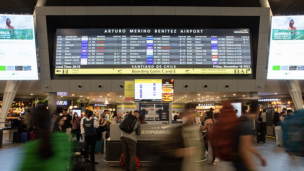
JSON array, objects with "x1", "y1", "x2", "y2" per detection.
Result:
[
  {"x1": 233, "y1": 94, "x2": 236, "y2": 96},
  {"x1": 72, "y1": 94, "x2": 75, "y2": 96},
  {"x1": 198, "y1": 94, "x2": 200, "y2": 96}
]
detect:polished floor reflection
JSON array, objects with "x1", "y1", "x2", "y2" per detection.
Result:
[{"x1": 0, "y1": 138, "x2": 303, "y2": 171}]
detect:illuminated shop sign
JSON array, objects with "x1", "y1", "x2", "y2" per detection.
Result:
[{"x1": 258, "y1": 99, "x2": 281, "y2": 102}]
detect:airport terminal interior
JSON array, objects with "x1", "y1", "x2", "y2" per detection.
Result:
[{"x1": 1, "y1": 0, "x2": 304, "y2": 171}]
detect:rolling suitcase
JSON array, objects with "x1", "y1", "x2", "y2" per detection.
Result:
[
  {"x1": 95, "y1": 139, "x2": 104, "y2": 153},
  {"x1": 29, "y1": 132, "x2": 36, "y2": 141},
  {"x1": 13, "y1": 132, "x2": 20, "y2": 144},
  {"x1": 21, "y1": 132, "x2": 28, "y2": 143}
]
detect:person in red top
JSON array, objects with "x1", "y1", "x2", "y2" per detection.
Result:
[
  {"x1": 6, "y1": 18, "x2": 14, "y2": 29},
  {"x1": 72, "y1": 112, "x2": 81, "y2": 142}
]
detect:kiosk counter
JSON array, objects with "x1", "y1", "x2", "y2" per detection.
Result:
[{"x1": 105, "y1": 124, "x2": 180, "y2": 165}]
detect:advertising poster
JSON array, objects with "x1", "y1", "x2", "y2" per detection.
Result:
[
  {"x1": 140, "y1": 103, "x2": 169, "y2": 124},
  {"x1": 124, "y1": 81, "x2": 135, "y2": 101},
  {"x1": 268, "y1": 16, "x2": 304, "y2": 80},
  {"x1": 162, "y1": 79, "x2": 174, "y2": 102},
  {"x1": 0, "y1": 15, "x2": 38, "y2": 80}
]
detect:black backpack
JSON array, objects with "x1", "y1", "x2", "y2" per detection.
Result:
[{"x1": 119, "y1": 115, "x2": 138, "y2": 133}]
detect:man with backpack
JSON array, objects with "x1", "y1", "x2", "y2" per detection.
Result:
[
  {"x1": 120, "y1": 110, "x2": 141, "y2": 171},
  {"x1": 210, "y1": 101, "x2": 267, "y2": 171}
]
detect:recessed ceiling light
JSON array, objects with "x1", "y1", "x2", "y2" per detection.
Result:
[
  {"x1": 233, "y1": 94, "x2": 236, "y2": 96},
  {"x1": 223, "y1": 95, "x2": 226, "y2": 97},
  {"x1": 120, "y1": 96, "x2": 122, "y2": 97},
  {"x1": 217, "y1": 97, "x2": 219, "y2": 98},
  {"x1": 182, "y1": 97, "x2": 184, "y2": 98},
  {"x1": 185, "y1": 95, "x2": 187, "y2": 97},
  {"x1": 100, "y1": 96, "x2": 102, "y2": 97},
  {"x1": 243, "y1": 95, "x2": 245, "y2": 97},
  {"x1": 107, "y1": 94, "x2": 110, "y2": 96},
  {"x1": 61, "y1": 96, "x2": 63, "y2": 97},
  {"x1": 80, "y1": 95, "x2": 82, "y2": 97},
  {"x1": 275, "y1": 93, "x2": 277, "y2": 95},
  {"x1": 72, "y1": 94, "x2": 75, "y2": 96},
  {"x1": 30, "y1": 93, "x2": 33, "y2": 95},
  {"x1": 198, "y1": 94, "x2": 200, "y2": 96}
]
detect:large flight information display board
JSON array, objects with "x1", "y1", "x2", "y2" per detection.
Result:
[{"x1": 55, "y1": 28, "x2": 252, "y2": 75}]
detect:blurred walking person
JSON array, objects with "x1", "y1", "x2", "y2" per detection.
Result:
[
  {"x1": 211, "y1": 101, "x2": 267, "y2": 171},
  {"x1": 149, "y1": 109, "x2": 202, "y2": 171},
  {"x1": 19, "y1": 105, "x2": 74, "y2": 171}
]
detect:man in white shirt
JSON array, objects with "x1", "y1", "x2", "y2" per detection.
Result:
[
  {"x1": 82, "y1": 110, "x2": 99, "y2": 164},
  {"x1": 172, "y1": 110, "x2": 176, "y2": 121}
]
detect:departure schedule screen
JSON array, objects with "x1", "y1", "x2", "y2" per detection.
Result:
[{"x1": 55, "y1": 28, "x2": 252, "y2": 75}]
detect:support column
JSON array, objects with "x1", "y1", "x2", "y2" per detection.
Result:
[
  {"x1": 48, "y1": 92, "x2": 57, "y2": 114},
  {"x1": 135, "y1": 102, "x2": 139, "y2": 111},
  {"x1": 0, "y1": 81, "x2": 20, "y2": 127},
  {"x1": 169, "y1": 102, "x2": 172, "y2": 125},
  {"x1": 250, "y1": 92, "x2": 259, "y2": 99},
  {"x1": 286, "y1": 80, "x2": 303, "y2": 110},
  {"x1": 33, "y1": 0, "x2": 47, "y2": 28},
  {"x1": 259, "y1": 0, "x2": 270, "y2": 8}
]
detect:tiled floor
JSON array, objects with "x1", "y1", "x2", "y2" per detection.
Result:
[{"x1": 1, "y1": 138, "x2": 303, "y2": 171}]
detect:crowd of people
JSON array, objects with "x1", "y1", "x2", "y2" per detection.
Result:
[{"x1": 12, "y1": 102, "x2": 303, "y2": 171}]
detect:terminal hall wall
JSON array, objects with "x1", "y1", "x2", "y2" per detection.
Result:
[{"x1": 35, "y1": 6, "x2": 271, "y2": 93}]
